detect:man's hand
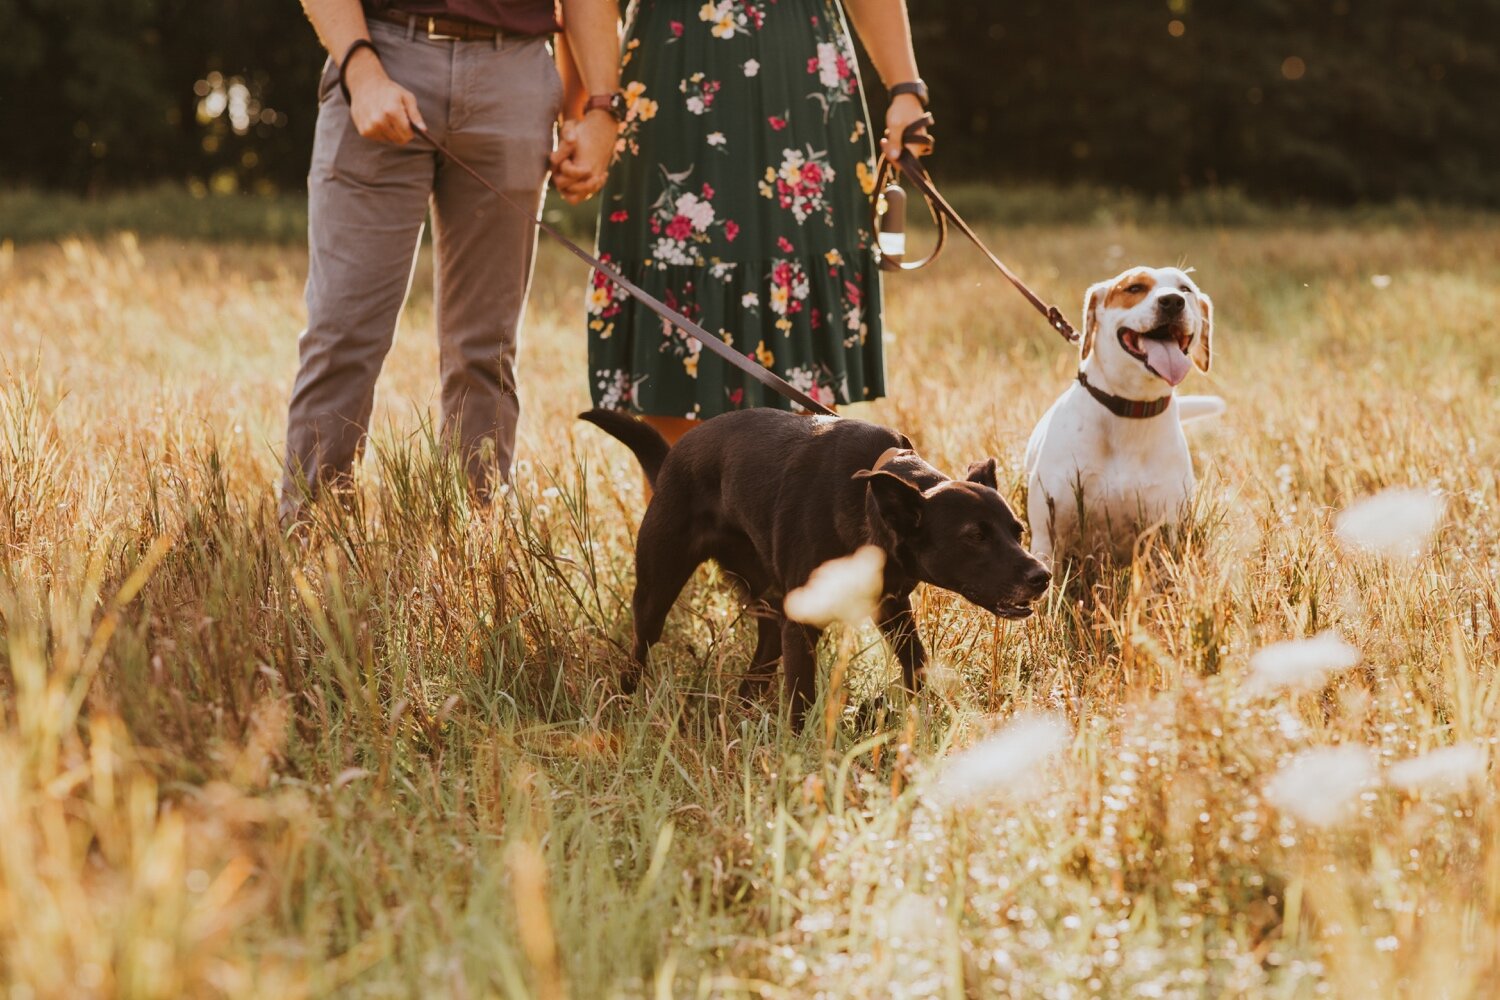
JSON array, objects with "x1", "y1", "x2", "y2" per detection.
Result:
[
  {"x1": 551, "y1": 111, "x2": 617, "y2": 204},
  {"x1": 344, "y1": 46, "x2": 426, "y2": 144},
  {"x1": 879, "y1": 92, "x2": 929, "y2": 163}
]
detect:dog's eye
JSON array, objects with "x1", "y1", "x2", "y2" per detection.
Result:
[
  {"x1": 1125, "y1": 283, "x2": 1147, "y2": 294},
  {"x1": 962, "y1": 523, "x2": 989, "y2": 543}
]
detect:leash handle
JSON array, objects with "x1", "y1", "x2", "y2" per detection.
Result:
[
  {"x1": 873, "y1": 115, "x2": 946, "y2": 272},
  {"x1": 410, "y1": 125, "x2": 837, "y2": 417},
  {"x1": 878, "y1": 118, "x2": 1079, "y2": 345}
]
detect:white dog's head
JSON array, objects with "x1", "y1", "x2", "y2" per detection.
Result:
[{"x1": 1079, "y1": 266, "x2": 1213, "y2": 393}]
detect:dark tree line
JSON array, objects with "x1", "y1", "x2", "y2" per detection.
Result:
[{"x1": 2, "y1": 0, "x2": 1497, "y2": 204}]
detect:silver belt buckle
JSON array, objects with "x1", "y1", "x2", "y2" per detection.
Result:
[{"x1": 425, "y1": 16, "x2": 460, "y2": 40}]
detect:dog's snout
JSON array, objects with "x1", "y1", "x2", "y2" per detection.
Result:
[
  {"x1": 1024, "y1": 562, "x2": 1052, "y2": 594},
  {"x1": 1157, "y1": 292, "x2": 1185, "y2": 315}
]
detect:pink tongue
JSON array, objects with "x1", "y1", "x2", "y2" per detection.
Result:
[{"x1": 1142, "y1": 337, "x2": 1192, "y2": 386}]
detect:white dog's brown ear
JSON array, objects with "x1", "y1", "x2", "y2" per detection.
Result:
[
  {"x1": 1191, "y1": 292, "x2": 1214, "y2": 372},
  {"x1": 1080, "y1": 282, "x2": 1106, "y2": 359}
]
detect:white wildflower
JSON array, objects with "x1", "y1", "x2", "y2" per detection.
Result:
[
  {"x1": 783, "y1": 545, "x2": 885, "y2": 626},
  {"x1": 930, "y1": 714, "x2": 1071, "y2": 807},
  {"x1": 1388, "y1": 744, "x2": 1485, "y2": 793},
  {"x1": 1265, "y1": 746, "x2": 1376, "y2": 827},
  {"x1": 1334, "y1": 488, "x2": 1445, "y2": 558},
  {"x1": 1248, "y1": 631, "x2": 1361, "y2": 693},
  {"x1": 1370, "y1": 274, "x2": 1392, "y2": 289}
]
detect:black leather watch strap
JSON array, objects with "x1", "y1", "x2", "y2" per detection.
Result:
[{"x1": 889, "y1": 79, "x2": 929, "y2": 108}]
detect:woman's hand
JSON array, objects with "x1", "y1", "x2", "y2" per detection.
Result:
[
  {"x1": 551, "y1": 112, "x2": 616, "y2": 204},
  {"x1": 880, "y1": 92, "x2": 930, "y2": 163}
]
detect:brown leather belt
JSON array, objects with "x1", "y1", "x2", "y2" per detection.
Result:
[{"x1": 369, "y1": 8, "x2": 516, "y2": 42}]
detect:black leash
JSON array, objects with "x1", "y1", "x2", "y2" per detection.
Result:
[
  {"x1": 876, "y1": 116, "x2": 1079, "y2": 346},
  {"x1": 412, "y1": 124, "x2": 837, "y2": 417}
]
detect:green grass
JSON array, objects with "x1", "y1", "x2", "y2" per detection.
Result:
[
  {"x1": 1, "y1": 212, "x2": 1499, "y2": 997},
  {"x1": 4, "y1": 182, "x2": 1494, "y2": 248}
]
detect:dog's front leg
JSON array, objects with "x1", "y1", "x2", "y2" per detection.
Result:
[
  {"x1": 876, "y1": 594, "x2": 926, "y2": 692},
  {"x1": 780, "y1": 619, "x2": 822, "y2": 731},
  {"x1": 739, "y1": 604, "x2": 784, "y2": 701}
]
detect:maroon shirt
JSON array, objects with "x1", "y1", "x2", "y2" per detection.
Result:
[{"x1": 367, "y1": 0, "x2": 560, "y2": 35}]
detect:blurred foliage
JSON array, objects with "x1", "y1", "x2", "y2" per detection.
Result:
[
  {"x1": 1, "y1": 0, "x2": 1496, "y2": 205},
  {"x1": 910, "y1": 0, "x2": 1500, "y2": 204}
]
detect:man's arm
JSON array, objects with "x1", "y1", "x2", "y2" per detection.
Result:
[
  {"x1": 302, "y1": 0, "x2": 426, "y2": 144},
  {"x1": 839, "y1": 0, "x2": 927, "y2": 162},
  {"x1": 551, "y1": 0, "x2": 621, "y2": 204}
]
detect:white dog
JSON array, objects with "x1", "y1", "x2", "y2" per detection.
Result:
[{"x1": 1024, "y1": 266, "x2": 1222, "y2": 564}]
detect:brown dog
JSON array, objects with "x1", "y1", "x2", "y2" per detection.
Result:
[{"x1": 581, "y1": 408, "x2": 1051, "y2": 729}]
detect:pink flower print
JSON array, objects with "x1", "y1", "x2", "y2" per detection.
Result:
[
  {"x1": 609, "y1": 210, "x2": 629, "y2": 223},
  {"x1": 666, "y1": 214, "x2": 693, "y2": 241},
  {"x1": 701, "y1": 182, "x2": 715, "y2": 199},
  {"x1": 777, "y1": 236, "x2": 794, "y2": 253},
  {"x1": 670, "y1": 20, "x2": 683, "y2": 36},
  {"x1": 768, "y1": 116, "x2": 787, "y2": 131},
  {"x1": 724, "y1": 220, "x2": 740, "y2": 242},
  {"x1": 729, "y1": 388, "x2": 744, "y2": 405}
]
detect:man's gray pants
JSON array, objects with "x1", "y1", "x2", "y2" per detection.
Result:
[{"x1": 282, "y1": 18, "x2": 561, "y2": 518}]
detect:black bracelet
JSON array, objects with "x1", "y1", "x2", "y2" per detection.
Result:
[{"x1": 338, "y1": 38, "x2": 379, "y2": 106}]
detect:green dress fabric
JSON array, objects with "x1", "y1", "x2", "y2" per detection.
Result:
[{"x1": 587, "y1": 0, "x2": 885, "y2": 419}]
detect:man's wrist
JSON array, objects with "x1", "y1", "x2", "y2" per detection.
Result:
[{"x1": 342, "y1": 44, "x2": 385, "y2": 91}]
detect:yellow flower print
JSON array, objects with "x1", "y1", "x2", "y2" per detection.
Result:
[
  {"x1": 856, "y1": 160, "x2": 875, "y2": 196},
  {"x1": 770, "y1": 283, "x2": 790, "y2": 314},
  {"x1": 825, "y1": 249, "x2": 844, "y2": 266},
  {"x1": 755, "y1": 341, "x2": 774, "y2": 367},
  {"x1": 850, "y1": 121, "x2": 866, "y2": 142}
]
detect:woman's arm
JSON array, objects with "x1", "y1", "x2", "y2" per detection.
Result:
[
  {"x1": 553, "y1": 0, "x2": 622, "y2": 202},
  {"x1": 839, "y1": 0, "x2": 927, "y2": 161}
]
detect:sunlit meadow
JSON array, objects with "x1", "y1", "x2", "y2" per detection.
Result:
[{"x1": 2, "y1": 210, "x2": 1498, "y2": 997}]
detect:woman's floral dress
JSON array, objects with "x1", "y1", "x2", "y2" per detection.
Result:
[{"x1": 587, "y1": 0, "x2": 884, "y2": 419}]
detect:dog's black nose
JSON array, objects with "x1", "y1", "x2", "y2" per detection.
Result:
[
  {"x1": 1024, "y1": 563, "x2": 1052, "y2": 593},
  {"x1": 1158, "y1": 292, "x2": 1185, "y2": 315}
]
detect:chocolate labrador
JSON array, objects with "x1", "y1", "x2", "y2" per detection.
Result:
[{"x1": 581, "y1": 408, "x2": 1050, "y2": 729}]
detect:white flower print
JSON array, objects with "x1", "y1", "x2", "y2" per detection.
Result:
[{"x1": 744, "y1": 59, "x2": 760, "y2": 76}]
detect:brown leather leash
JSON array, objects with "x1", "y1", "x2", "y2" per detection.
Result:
[
  {"x1": 411, "y1": 124, "x2": 837, "y2": 417},
  {"x1": 875, "y1": 116, "x2": 1079, "y2": 345}
]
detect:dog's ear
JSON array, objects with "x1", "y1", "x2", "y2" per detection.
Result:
[
  {"x1": 853, "y1": 469, "x2": 924, "y2": 533},
  {"x1": 1081, "y1": 281, "x2": 1108, "y2": 359},
  {"x1": 1191, "y1": 291, "x2": 1213, "y2": 372},
  {"x1": 964, "y1": 458, "x2": 999, "y2": 490}
]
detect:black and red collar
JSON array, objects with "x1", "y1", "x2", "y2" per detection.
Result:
[{"x1": 1076, "y1": 370, "x2": 1172, "y2": 419}]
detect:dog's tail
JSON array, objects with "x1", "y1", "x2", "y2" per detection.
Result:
[
  {"x1": 1177, "y1": 395, "x2": 1227, "y2": 424},
  {"x1": 579, "y1": 409, "x2": 671, "y2": 487}
]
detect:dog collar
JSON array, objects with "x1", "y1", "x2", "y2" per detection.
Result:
[{"x1": 1076, "y1": 370, "x2": 1172, "y2": 419}]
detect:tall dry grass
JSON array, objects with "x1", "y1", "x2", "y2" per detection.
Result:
[{"x1": 1, "y1": 217, "x2": 1498, "y2": 997}]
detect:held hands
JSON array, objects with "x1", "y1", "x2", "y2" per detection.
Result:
[
  {"x1": 344, "y1": 46, "x2": 425, "y2": 144},
  {"x1": 880, "y1": 92, "x2": 930, "y2": 163},
  {"x1": 550, "y1": 111, "x2": 617, "y2": 204}
]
